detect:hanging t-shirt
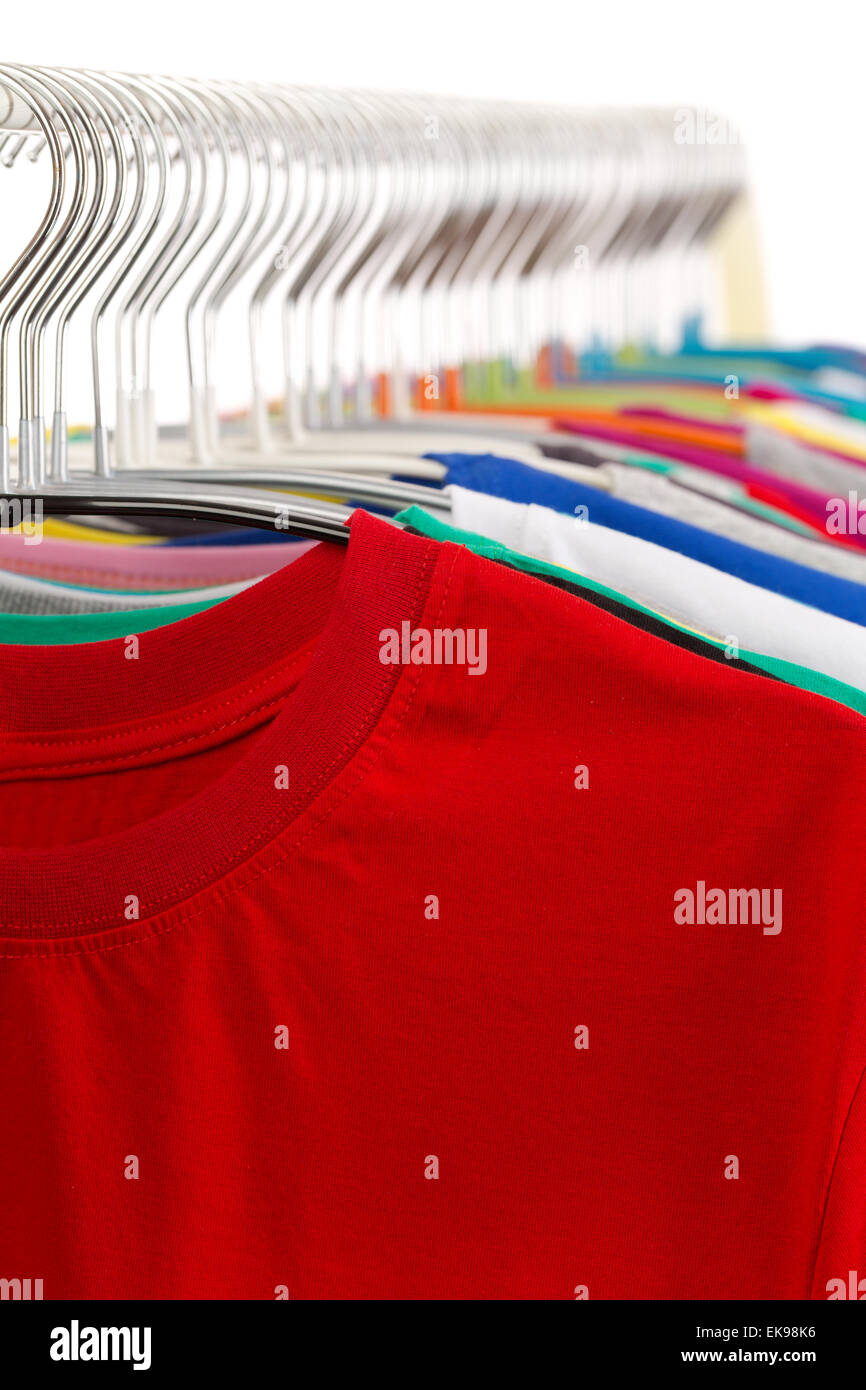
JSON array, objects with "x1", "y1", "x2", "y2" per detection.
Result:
[
  {"x1": 396, "y1": 505, "x2": 866, "y2": 721},
  {"x1": 446, "y1": 486, "x2": 866, "y2": 691},
  {"x1": 0, "y1": 534, "x2": 315, "y2": 590},
  {"x1": 425, "y1": 453, "x2": 866, "y2": 626},
  {"x1": 549, "y1": 418, "x2": 855, "y2": 538},
  {"x1": 0, "y1": 602, "x2": 223, "y2": 644},
  {"x1": 2, "y1": 511, "x2": 865, "y2": 1300},
  {"x1": 746, "y1": 421, "x2": 866, "y2": 496},
  {"x1": 596, "y1": 462, "x2": 866, "y2": 583},
  {"x1": 0, "y1": 569, "x2": 249, "y2": 615},
  {"x1": 165, "y1": 526, "x2": 303, "y2": 547}
]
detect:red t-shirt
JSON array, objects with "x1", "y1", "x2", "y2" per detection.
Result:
[{"x1": 1, "y1": 510, "x2": 864, "y2": 1300}]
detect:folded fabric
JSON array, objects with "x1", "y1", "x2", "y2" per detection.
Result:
[
  {"x1": 427, "y1": 453, "x2": 866, "y2": 626},
  {"x1": 446, "y1": 485, "x2": 866, "y2": 691}
]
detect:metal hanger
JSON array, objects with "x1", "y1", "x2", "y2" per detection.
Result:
[
  {"x1": 0, "y1": 67, "x2": 358, "y2": 540},
  {"x1": 0, "y1": 70, "x2": 750, "y2": 530}
]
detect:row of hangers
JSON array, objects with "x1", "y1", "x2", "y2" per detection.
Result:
[{"x1": 0, "y1": 67, "x2": 747, "y2": 540}]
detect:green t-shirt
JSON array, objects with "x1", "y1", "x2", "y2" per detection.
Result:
[{"x1": 0, "y1": 598, "x2": 219, "y2": 645}]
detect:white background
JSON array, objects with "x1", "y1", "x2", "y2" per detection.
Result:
[
  {"x1": 0, "y1": 0, "x2": 862, "y2": 432},
  {"x1": 2, "y1": 0, "x2": 861, "y2": 347}
]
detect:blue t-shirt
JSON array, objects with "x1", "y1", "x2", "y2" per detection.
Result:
[{"x1": 424, "y1": 452, "x2": 866, "y2": 628}]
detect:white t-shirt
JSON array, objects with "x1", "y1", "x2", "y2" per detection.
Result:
[{"x1": 448, "y1": 485, "x2": 866, "y2": 689}]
